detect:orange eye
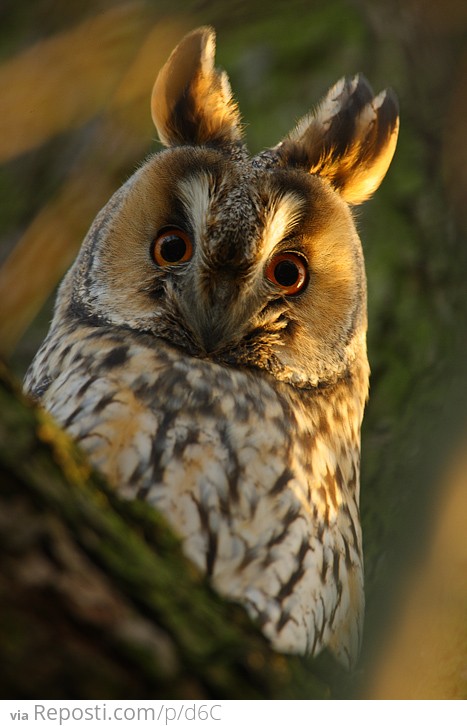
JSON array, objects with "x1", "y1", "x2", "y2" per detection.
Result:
[
  {"x1": 265, "y1": 252, "x2": 308, "y2": 295},
  {"x1": 152, "y1": 228, "x2": 193, "y2": 267}
]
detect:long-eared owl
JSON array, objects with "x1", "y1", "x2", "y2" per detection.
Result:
[{"x1": 24, "y1": 27, "x2": 399, "y2": 668}]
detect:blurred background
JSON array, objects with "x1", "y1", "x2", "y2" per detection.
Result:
[{"x1": 1, "y1": 0, "x2": 466, "y2": 698}]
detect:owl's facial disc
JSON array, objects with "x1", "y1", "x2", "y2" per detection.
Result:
[
  {"x1": 150, "y1": 164, "x2": 312, "y2": 354},
  {"x1": 152, "y1": 238, "x2": 305, "y2": 357},
  {"x1": 87, "y1": 148, "x2": 366, "y2": 385}
]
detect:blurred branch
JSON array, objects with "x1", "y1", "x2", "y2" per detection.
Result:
[
  {"x1": 0, "y1": 3, "x2": 148, "y2": 162},
  {"x1": 364, "y1": 440, "x2": 467, "y2": 699},
  {"x1": 0, "y1": 13, "x2": 187, "y2": 354}
]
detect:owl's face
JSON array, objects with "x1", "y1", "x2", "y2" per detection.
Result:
[
  {"x1": 64, "y1": 27, "x2": 398, "y2": 389},
  {"x1": 75, "y1": 146, "x2": 365, "y2": 388}
]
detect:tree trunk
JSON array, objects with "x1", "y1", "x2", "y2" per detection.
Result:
[{"x1": 0, "y1": 365, "x2": 330, "y2": 699}]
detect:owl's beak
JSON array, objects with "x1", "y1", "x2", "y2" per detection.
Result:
[
  {"x1": 182, "y1": 277, "x2": 246, "y2": 354},
  {"x1": 198, "y1": 323, "x2": 226, "y2": 353},
  {"x1": 190, "y1": 306, "x2": 238, "y2": 354}
]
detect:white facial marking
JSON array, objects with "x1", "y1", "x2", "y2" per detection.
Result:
[
  {"x1": 178, "y1": 173, "x2": 212, "y2": 246},
  {"x1": 261, "y1": 192, "x2": 305, "y2": 261}
]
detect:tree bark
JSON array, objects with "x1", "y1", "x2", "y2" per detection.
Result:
[{"x1": 0, "y1": 365, "x2": 329, "y2": 699}]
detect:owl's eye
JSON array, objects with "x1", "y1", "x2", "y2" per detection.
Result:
[
  {"x1": 152, "y1": 228, "x2": 193, "y2": 267},
  {"x1": 265, "y1": 252, "x2": 308, "y2": 295}
]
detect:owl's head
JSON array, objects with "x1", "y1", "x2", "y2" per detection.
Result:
[{"x1": 66, "y1": 27, "x2": 399, "y2": 388}]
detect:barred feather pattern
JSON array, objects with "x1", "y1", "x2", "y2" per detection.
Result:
[
  {"x1": 24, "y1": 25, "x2": 398, "y2": 669},
  {"x1": 25, "y1": 319, "x2": 367, "y2": 667}
]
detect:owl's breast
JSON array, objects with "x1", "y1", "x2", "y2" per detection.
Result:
[{"x1": 30, "y1": 324, "x2": 364, "y2": 668}]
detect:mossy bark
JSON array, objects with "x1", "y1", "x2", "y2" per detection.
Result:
[{"x1": 0, "y1": 365, "x2": 330, "y2": 699}]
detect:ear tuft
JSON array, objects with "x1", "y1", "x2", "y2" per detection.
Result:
[
  {"x1": 276, "y1": 74, "x2": 399, "y2": 204},
  {"x1": 151, "y1": 27, "x2": 243, "y2": 148}
]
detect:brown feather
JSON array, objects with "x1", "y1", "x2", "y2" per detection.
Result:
[
  {"x1": 277, "y1": 74, "x2": 399, "y2": 204},
  {"x1": 151, "y1": 26, "x2": 243, "y2": 148}
]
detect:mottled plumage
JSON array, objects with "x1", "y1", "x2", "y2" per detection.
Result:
[{"x1": 25, "y1": 27, "x2": 399, "y2": 668}]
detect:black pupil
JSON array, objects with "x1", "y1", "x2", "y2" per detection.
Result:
[
  {"x1": 160, "y1": 234, "x2": 187, "y2": 262},
  {"x1": 274, "y1": 259, "x2": 299, "y2": 287}
]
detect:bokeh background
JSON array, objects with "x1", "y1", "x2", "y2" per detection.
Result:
[{"x1": 1, "y1": 0, "x2": 466, "y2": 698}]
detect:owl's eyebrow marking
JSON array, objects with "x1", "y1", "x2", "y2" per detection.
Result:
[
  {"x1": 261, "y1": 191, "x2": 306, "y2": 261},
  {"x1": 176, "y1": 172, "x2": 213, "y2": 245}
]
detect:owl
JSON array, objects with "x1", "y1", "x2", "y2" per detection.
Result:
[{"x1": 24, "y1": 27, "x2": 399, "y2": 668}]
